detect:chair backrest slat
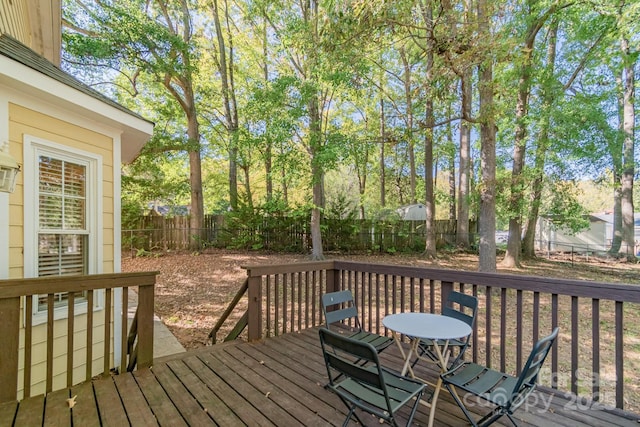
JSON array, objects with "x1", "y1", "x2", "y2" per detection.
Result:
[
  {"x1": 322, "y1": 290, "x2": 362, "y2": 330},
  {"x1": 512, "y1": 327, "x2": 559, "y2": 399},
  {"x1": 443, "y1": 291, "x2": 478, "y2": 328},
  {"x1": 324, "y1": 306, "x2": 359, "y2": 326},
  {"x1": 319, "y1": 328, "x2": 384, "y2": 389}
]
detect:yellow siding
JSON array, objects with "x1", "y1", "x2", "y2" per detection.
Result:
[
  {"x1": 0, "y1": 0, "x2": 30, "y2": 46},
  {"x1": 8, "y1": 102, "x2": 117, "y2": 397}
]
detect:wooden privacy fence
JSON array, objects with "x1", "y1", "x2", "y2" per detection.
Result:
[
  {"x1": 236, "y1": 260, "x2": 640, "y2": 413},
  {"x1": 0, "y1": 272, "x2": 158, "y2": 402},
  {"x1": 123, "y1": 214, "x2": 476, "y2": 253}
]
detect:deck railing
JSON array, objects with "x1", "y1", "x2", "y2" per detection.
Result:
[
  {"x1": 242, "y1": 260, "x2": 640, "y2": 413},
  {"x1": 0, "y1": 271, "x2": 158, "y2": 402}
]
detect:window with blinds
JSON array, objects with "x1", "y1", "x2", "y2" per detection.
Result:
[{"x1": 37, "y1": 156, "x2": 88, "y2": 311}]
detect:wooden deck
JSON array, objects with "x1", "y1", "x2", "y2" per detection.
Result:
[{"x1": 1, "y1": 327, "x2": 638, "y2": 427}]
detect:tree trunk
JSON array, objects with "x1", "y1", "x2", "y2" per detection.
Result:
[
  {"x1": 380, "y1": 97, "x2": 386, "y2": 208},
  {"x1": 503, "y1": 6, "x2": 547, "y2": 268},
  {"x1": 212, "y1": 0, "x2": 239, "y2": 210},
  {"x1": 263, "y1": 11, "x2": 273, "y2": 202},
  {"x1": 187, "y1": 113, "x2": 204, "y2": 251},
  {"x1": 448, "y1": 120, "x2": 456, "y2": 221},
  {"x1": 610, "y1": 72, "x2": 625, "y2": 256},
  {"x1": 400, "y1": 47, "x2": 417, "y2": 204},
  {"x1": 610, "y1": 175, "x2": 623, "y2": 254},
  {"x1": 309, "y1": 96, "x2": 325, "y2": 260},
  {"x1": 620, "y1": 36, "x2": 635, "y2": 259},
  {"x1": 523, "y1": 19, "x2": 558, "y2": 258},
  {"x1": 457, "y1": 70, "x2": 472, "y2": 248},
  {"x1": 477, "y1": 0, "x2": 496, "y2": 272},
  {"x1": 423, "y1": 9, "x2": 436, "y2": 258}
]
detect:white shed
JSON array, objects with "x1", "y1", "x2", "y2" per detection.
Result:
[
  {"x1": 536, "y1": 213, "x2": 640, "y2": 255},
  {"x1": 397, "y1": 204, "x2": 426, "y2": 220}
]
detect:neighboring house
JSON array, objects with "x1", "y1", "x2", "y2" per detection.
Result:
[
  {"x1": 536, "y1": 213, "x2": 640, "y2": 255},
  {"x1": 0, "y1": 0, "x2": 153, "y2": 397},
  {"x1": 397, "y1": 203, "x2": 426, "y2": 220},
  {"x1": 148, "y1": 203, "x2": 191, "y2": 216}
]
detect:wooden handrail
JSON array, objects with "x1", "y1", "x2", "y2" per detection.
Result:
[
  {"x1": 0, "y1": 271, "x2": 158, "y2": 402},
  {"x1": 241, "y1": 260, "x2": 640, "y2": 412},
  {"x1": 208, "y1": 278, "x2": 249, "y2": 343}
]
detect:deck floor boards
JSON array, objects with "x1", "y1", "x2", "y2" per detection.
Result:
[{"x1": 2, "y1": 327, "x2": 639, "y2": 426}]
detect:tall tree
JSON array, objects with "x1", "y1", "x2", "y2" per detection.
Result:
[
  {"x1": 502, "y1": 2, "x2": 564, "y2": 267},
  {"x1": 209, "y1": 0, "x2": 240, "y2": 210},
  {"x1": 619, "y1": 33, "x2": 635, "y2": 258},
  {"x1": 64, "y1": 0, "x2": 205, "y2": 249},
  {"x1": 477, "y1": 0, "x2": 497, "y2": 272}
]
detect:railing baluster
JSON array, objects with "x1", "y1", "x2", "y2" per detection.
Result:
[
  {"x1": 500, "y1": 288, "x2": 507, "y2": 373},
  {"x1": 265, "y1": 276, "x2": 271, "y2": 337},
  {"x1": 485, "y1": 286, "x2": 492, "y2": 369},
  {"x1": 86, "y1": 289, "x2": 94, "y2": 382},
  {"x1": 551, "y1": 293, "x2": 559, "y2": 389},
  {"x1": 304, "y1": 271, "x2": 309, "y2": 330},
  {"x1": 104, "y1": 287, "x2": 112, "y2": 376},
  {"x1": 592, "y1": 298, "x2": 600, "y2": 401},
  {"x1": 24, "y1": 296, "x2": 32, "y2": 398},
  {"x1": 283, "y1": 274, "x2": 289, "y2": 333},
  {"x1": 46, "y1": 293, "x2": 54, "y2": 393},
  {"x1": 472, "y1": 285, "x2": 478, "y2": 363},
  {"x1": 384, "y1": 275, "x2": 390, "y2": 332},
  {"x1": 274, "y1": 275, "x2": 280, "y2": 336},
  {"x1": 615, "y1": 301, "x2": 623, "y2": 409},
  {"x1": 429, "y1": 279, "x2": 435, "y2": 313},
  {"x1": 368, "y1": 272, "x2": 373, "y2": 332},
  {"x1": 516, "y1": 289, "x2": 523, "y2": 374},
  {"x1": 571, "y1": 295, "x2": 579, "y2": 395},
  {"x1": 121, "y1": 287, "x2": 128, "y2": 374},
  {"x1": 67, "y1": 292, "x2": 75, "y2": 387},
  {"x1": 532, "y1": 292, "x2": 540, "y2": 343},
  {"x1": 410, "y1": 277, "x2": 415, "y2": 312}
]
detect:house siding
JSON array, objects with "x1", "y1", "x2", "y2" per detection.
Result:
[
  {"x1": 0, "y1": 0, "x2": 30, "y2": 47},
  {"x1": 8, "y1": 102, "x2": 115, "y2": 398}
]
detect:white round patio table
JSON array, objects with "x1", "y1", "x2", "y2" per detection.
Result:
[{"x1": 382, "y1": 312, "x2": 472, "y2": 427}]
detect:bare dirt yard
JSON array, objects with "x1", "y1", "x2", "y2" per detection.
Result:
[{"x1": 121, "y1": 248, "x2": 640, "y2": 350}]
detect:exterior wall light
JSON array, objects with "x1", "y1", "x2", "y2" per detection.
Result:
[{"x1": 0, "y1": 142, "x2": 20, "y2": 193}]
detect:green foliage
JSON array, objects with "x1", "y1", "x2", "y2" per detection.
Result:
[
  {"x1": 543, "y1": 181, "x2": 591, "y2": 235},
  {"x1": 62, "y1": 0, "x2": 638, "y2": 255}
]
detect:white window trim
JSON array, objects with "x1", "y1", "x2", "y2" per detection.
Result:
[{"x1": 23, "y1": 135, "x2": 104, "y2": 324}]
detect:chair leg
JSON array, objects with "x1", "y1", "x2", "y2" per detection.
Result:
[
  {"x1": 505, "y1": 413, "x2": 520, "y2": 427},
  {"x1": 476, "y1": 407, "x2": 508, "y2": 427},
  {"x1": 404, "y1": 390, "x2": 425, "y2": 426},
  {"x1": 338, "y1": 396, "x2": 366, "y2": 427},
  {"x1": 444, "y1": 383, "x2": 480, "y2": 427}
]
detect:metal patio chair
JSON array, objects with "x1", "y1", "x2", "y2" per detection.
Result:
[
  {"x1": 441, "y1": 327, "x2": 559, "y2": 427},
  {"x1": 319, "y1": 327, "x2": 426, "y2": 427},
  {"x1": 322, "y1": 289, "x2": 393, "y2": 353},
  {"x1": 413, "y1": 291, "x2": 478, "y2": 369}
]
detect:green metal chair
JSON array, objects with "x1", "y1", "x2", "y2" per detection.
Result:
[
  {"x1": 413, "y1": 291, "x2": 478, "y2": 369},
  {"x1": 319, "y1": 327, "x2": 426, "y2": 427},
  {"x1": 441, "y1": 327, "x2": 559, "y2": 427},
  {"x1": 322, "y1": 290, "x2": 393, "y2": 353}
]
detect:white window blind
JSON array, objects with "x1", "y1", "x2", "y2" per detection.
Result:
[{"x1": 37, "y1": 156, "x2": 88, "y2": 311}]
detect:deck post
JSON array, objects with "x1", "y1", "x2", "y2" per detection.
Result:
[
  {"x1": 137, "y1": 283, "x2": 155, "y2": 369},
  {"x1": 0, "y1": 296, "x2": 19, "y2": 402},
  {"x1": 247, "y1": 274, "x2": 263, "y2": 341},
  {"x1": 325, "y1": 262, "x2": 340, "y2": 294},
  {"x1": 441, "y1": 281, "x2": 453, "y2": 313}
]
